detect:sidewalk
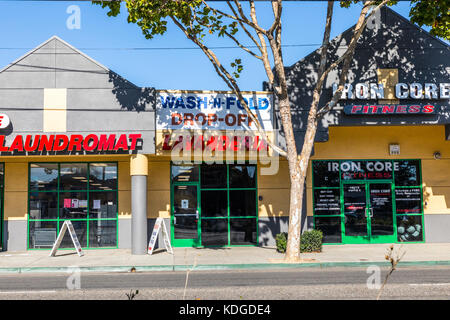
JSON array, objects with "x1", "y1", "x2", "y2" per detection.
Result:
[{"x1": 1, "y1": 243, "x2": 450, "y2": 273}]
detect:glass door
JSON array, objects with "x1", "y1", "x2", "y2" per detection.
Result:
[
  {"x1": 343, "y1": 183, "x2": 370, "y2": 243},
  {"x1": 368, "y1": 183, "x2": 396, "y2": 243},
  {"x1": 171, "y1": 184, "x2": 200, "y2": 247},
  {"x1": 342, "y1": 182, "x2": 395, "y2": 243}
]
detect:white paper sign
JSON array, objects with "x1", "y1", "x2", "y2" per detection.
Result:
[
  {"x1": 181, "y1": 199, "x2": 189, "y2": 209},
  {"x1": 71, "y1": 199, "x2": 79, "y2": 209},
  {"x1": 79, "y1": 200, "x2": 88, "y2": 208},
  {"x1": 93, "y1": 200, "x2": 101, "y2": 209},
  {"x1": 49, "y1": 220, "x2": 84, "y2": 257},
  {"x1": 148, "y1": 218, "x2": 173, "y2": 255}
]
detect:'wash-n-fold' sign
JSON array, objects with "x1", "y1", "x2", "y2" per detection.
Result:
[{"x1": 157, "y1": 92, "x2": 273, "y2": 131}]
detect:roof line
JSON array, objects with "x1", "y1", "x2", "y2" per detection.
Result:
[
  {"x1": 0, "y1": 36, "x2": 56, "y2": 74},
  {"x1": 0, "y1": 35, "x2": 139, "y2": 88}
]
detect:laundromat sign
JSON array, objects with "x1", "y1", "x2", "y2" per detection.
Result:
[
  {"x1": 156, "y1": 92, "x2": 273, "y2": 131},
  {"x1": 0, "y1": 133, "x2": 142, "y2": 153}
]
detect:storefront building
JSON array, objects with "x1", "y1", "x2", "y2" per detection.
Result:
[
  {"x1": 0, "y1": 36, "x2": 155, "y2": 251},
  {"x1": 281, "y1": 7, "x2": 450, "y2": 244},
  {"x1": 0, "y1": 36, "x2": 286, "y2": 251},
  {"x1": 1, "y1": 7, "x2": 449, "y2": 252}
]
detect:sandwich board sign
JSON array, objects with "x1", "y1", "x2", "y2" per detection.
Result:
[
  {"x1": 148, "y1": 217, "x2": 173, "y2": 255},
  {"x1": 49, "y1": 220, "x2": 84, "y2": 257}
]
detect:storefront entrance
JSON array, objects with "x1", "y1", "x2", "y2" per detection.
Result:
[
  {"x1": 313, "y1": 159, "x2": 424, "y2": 244},
  {"x1": 171, "y1": 163, "x2": 258, "y2": 247},
  {"x1": 342, "y1": 182, "x2": 395, "y2": 243}
]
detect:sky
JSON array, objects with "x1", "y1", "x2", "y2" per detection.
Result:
[{"x1": 0, "y1": 0, "x2": 447, "y2": 91}]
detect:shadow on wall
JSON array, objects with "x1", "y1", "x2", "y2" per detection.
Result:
[
  {"x1": 423, "y1": 183, "x2": 450, "y2": 214},
  {"x1": 276, "y1": 7, "x2": 450, "y2": 151},
  {"x1": 258, "y1": 194, "x2": 310, "y2": 247},
  {"x1": 108, "y1": 70, "x2": 155, "y2": 112}
]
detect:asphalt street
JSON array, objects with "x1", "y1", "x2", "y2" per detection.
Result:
[{"x1": 0, "y1": 266, "x2": 448, "y2": 300}]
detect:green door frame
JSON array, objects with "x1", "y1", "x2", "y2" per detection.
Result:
[
  {"x1": 341, "y1": 180, "x2": 396, "y2": 244},
  {"x1": 170, "y1": 163, "x2": 259, "y2": 248},
  {"x1": 170, "y1": 182, "x2": 201, "y2": 247}
]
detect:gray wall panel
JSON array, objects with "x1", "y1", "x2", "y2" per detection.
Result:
[
  {"x1": 118, "y1": 219, "x2": 131, "y2": 249},
  {"x1": 424, "y1": 214, "x2": 450, "y2": 243},
  {"x1": 4, "y1": 220, "x2": 27, "y2": 251},
  {"x1": 55, "y1": 72, "x2": 136, "y2": 89},
  {"x1": 0, "y1": 72, "x2": 56, "y2": 88},
  {"x1": 56, "y1": 54, "x2": 107, "y2": 72},
  {"x1": 0, "y1": 89, "x2": 43, "y2": 109},
  {"x1": 6, "y1": 53, "x2": 56, "y2": 72},
  {"x1": 67, "y1": 88, "x2": 155, "y2": 111},
  {"x1": 67, "y1": 110, "x2": 155, "y2": 131}
]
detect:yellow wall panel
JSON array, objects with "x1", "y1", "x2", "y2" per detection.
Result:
[
  {"x1": 118, "y1": 190, "x2": 131, "y2": 218},
  {"x1": 258, "y1": 188, "x2": 289, "y2": 217},
  {"x1": 313, "y1": 126, "x2": 448, "y2": 160},
  {"x1": 422, "y1": 159, "x2": 450, "y2": 187},
  {"x1": 148, "y1": 161, "x2": 170, "y2": 191},
  {"x1": 4, "y1": 191, "x2": 27, "y2": 220},
  {"x1": 148, "y1": 190, "x2": 170, "y2": 219},
  {"x1": 118, "y1": 161, "x2": 131, "y2": 191},
  {"x1": 423, "y1": 186, "x2": 450, "y2": 214},
  {"x1": 258, "y1": 159, "x2": 290, "y2": 189},
  {"x1": 377, "y1": 68, "x2": 399, "y2": 104},
  {"x1": 307, "y1": 188, "x2": 313, "y2": 217},
  {"x1": 5, "y1": 162, "x2": 28, "y2": 192}
]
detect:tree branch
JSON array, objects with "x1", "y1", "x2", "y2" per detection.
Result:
[
  {"x1": 170, "y1": 15, "x2": 287, "y2": 157},
  {"x1": 316, "y1": 0, "x2": 389, "y2": 117},
  {"x1": 249, "y1": 0, "x2": 276, "y2": 93},
  {"x1": 225, "y1": 1, "x2": 264, "y2": 54},
  {"x1": 193, "y1": 16, "x2": 262, "y2": 59},
  {"x1": 200, "y1": 0, "x2": 267, "y2": 35}
]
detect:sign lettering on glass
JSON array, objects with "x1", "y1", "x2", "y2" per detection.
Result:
[{"x1": 314, "y1": 189, "x2": 340, "y2": 215}]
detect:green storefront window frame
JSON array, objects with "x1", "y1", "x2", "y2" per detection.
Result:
[
  {"x1": 27, "y1": 162, "x2": 119, "y2": 250},
  {"x1": 312, "y1": 159, "x2": 425, "y2": 245},
  {"x1": 170, "y1": 163, "x2": 259, "y2": 248}
]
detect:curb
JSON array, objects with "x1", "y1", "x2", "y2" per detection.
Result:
[{"x1": 1, "y1": 260, "x2": 450, "y2": 274}]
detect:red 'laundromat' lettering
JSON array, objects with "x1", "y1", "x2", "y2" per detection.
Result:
[
  {"x1": 98, "y1": 134, "x2": 116, "y2": 151},
  {"x1": 0, "y1": 134, "x2": 142, "y2": 153}
]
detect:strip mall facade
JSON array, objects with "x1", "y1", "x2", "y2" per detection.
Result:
[{"x1": 0, "y1": 7, "x2": 449, "y2": 253}]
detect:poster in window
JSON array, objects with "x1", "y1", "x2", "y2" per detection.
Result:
[
  {"x1": 64, "y1": 198, "x2": 72, "y2": 208},
  {"x1": 79, "y1": 200, "x2": 88, "y2": 208},
  {"x1": 181, "y1": 199, "x2": 189, "y2": 209},
  {"x1": 93, "y1": 199, "x2": 101, "y2": 210},
  {"x1": 314, "y1": 189, "x2": 340, "y2": 215},
  {"x1": 71, "y1": 199, "x2": 79, "y2": 209},
  {"x1": 395, "y1": 188, "x2": 421, "y2": 214}
]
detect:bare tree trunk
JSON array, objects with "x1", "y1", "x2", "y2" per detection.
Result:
[{"x1": 278, "y1": 94, "x2": 302, "y2": 262}]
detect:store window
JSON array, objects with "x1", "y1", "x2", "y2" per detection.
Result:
[
  {"x1": 312, "y1": 160, "x2": 424, "y2": 244},
  {"x1": 171, "y1": 163, "x2": 258, "y2": 247},
  {"x1": 28, "y1": 162, "x2": 118, "y2": 249}
]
